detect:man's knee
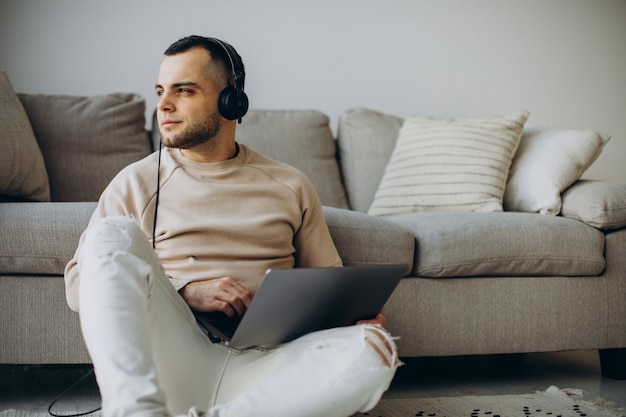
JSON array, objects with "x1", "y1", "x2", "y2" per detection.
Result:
[
  {"x1": 82, "y1": 216, "x2": 143, "y2": 257},
  {"x1": 363, "y1": 325, "x2": 398, "y2": 368},
  {"x1": 78, "y1": 216, "x2": 157, "y2": 299}
]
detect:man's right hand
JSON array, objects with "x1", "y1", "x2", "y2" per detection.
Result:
[{"x1": 179, "y1": 277, "x2": 252, "y2": 318}]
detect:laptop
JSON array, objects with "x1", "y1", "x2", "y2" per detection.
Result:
[{"x1": 194, "y1": 264, "x2": 407, "y2": 349}]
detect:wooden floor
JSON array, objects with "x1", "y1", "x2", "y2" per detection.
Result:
[{"x1": 1, "y1": 350, "x2": 625, "y2": 414}]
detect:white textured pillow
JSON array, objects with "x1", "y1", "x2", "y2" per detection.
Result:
[
  {"x1": 503, "y1": 127, "x2": 611, "y2": 215},
  {"x1": 0, "y1": 70, "x2": 50, "y2": 201},
  {"x1": 368, "y1": 111, "x2": 529, "y2": 216}
]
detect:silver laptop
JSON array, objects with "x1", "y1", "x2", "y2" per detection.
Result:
[{"x1": 194, "y1": 264, "x2": 407, "y2": 349}]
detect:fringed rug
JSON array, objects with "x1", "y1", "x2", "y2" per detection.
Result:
[
  {"x1": 2, "y1": 386, "x2": 624, "y2": 417},
  {"x1": 354, "y1": 386, "x2": 625, "y2": 417}
]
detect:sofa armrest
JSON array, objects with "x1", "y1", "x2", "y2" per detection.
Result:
[
  {"x1": 322, "y1": 206, "x2": 414, "y2": 273},
  {"x1": 561, "y1": 180, "x2": 626, "y2": 230}
]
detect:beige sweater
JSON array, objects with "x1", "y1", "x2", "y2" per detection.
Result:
[{"x1": 64, "y1": 144, "x2": 342, "y2": 311}]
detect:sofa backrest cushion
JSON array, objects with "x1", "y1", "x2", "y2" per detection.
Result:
[
  {"x1": 236, "y1": 110, "x2": 350, "y2": 209},
  {"x1": 18, "y1": 93, "x2": 152, "y2": 202},
  {"x1": 152, "y1": 109, "x2": 349, "y2": 209},
  {"x1": 337, "y1": 108, "x2": 403, "y2": 212},
  {"x1": 0, "y1": 70, "x2": 50, "y2": 202},
  {"x1": 561, "y1": 180, "x2": 626, "y2": 230}
]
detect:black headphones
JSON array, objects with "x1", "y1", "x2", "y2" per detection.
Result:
[{"x1": 207, "y1": 37, "x2": 249, "y2": 123}]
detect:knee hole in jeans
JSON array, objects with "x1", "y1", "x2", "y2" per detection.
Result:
[{"x1": 364, "y1": 326, "x2": 396, "y2": 368}]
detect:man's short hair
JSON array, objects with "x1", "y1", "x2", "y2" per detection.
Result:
[{"x1": 164, "y1": 35, "x2": 240, "y2": 87}]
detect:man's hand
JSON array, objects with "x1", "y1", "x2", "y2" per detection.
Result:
[{"x1": 179, "y1": 277, "x2": 252, "y2": 318}]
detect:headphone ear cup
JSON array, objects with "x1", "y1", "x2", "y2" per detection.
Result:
[{"x1": 218, "y1": 86, "x2": 249, "y2": 120}]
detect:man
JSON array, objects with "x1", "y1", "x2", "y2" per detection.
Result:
[{"x1": 64, "y1": 35, "x2": 398, "y2": 417}]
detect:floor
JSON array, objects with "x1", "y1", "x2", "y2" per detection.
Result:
[{"x1": 1, "y1": 350, "x2": 625, "y2": 414}]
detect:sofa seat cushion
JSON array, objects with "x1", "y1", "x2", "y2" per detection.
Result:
[
  {"x1": 0, "y1": 202, "x2": 96, "y2": 275},
  {"x1": 322, "y1": 206, "x2": 414, "y2": 273},
  {"x1": 386, "y1": 211, "x2": 606, "y2": 277}
]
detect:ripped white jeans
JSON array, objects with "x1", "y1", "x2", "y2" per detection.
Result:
[{"x1": 77, "y1": 217, "x2": 399, "y2": 417}]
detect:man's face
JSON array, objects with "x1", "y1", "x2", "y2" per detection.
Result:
[{"x1": 155, "y1": 47, "x2": 224, "y2": 149}]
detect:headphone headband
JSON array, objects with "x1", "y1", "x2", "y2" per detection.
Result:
[
  {"x1": 206, "y1": 38, "x2": 245, "y2": 91},
  {"x1": 206, "y1": 37, "x2": 249, "y2": 123}
]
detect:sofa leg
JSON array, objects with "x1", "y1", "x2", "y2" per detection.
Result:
[{"x1": 599, "y1": 348, "x2": 626, "y2": 380}]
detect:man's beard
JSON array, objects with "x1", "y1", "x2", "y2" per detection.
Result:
[{"x1": 161, "y1": 111, "x2": 222, "y2": 149}]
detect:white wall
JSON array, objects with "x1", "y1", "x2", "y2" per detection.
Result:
[{"x1": 1, "y1": 0, "x2": 624, "y2": 182}]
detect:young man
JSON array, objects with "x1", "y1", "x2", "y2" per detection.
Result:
[{"x1": 64, "y1": 35, "x2": 398, "y2": 417}]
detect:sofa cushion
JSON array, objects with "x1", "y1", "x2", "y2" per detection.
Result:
[
  {"x1": 322, "y1": 206, "x2": 414, "y2": 271},
  {"x1": 504, "y1": 126, "x2": 611, "y2": 214},
  {"x1": 368, "y1": 112, "x2": 528, "y2": 216},
  {"x1": 0, "y1": 70, "x2": 50, "y2": 202},
  {"x1": 234, "y1": 110, "x2": 349, "y2": 209},
  {"x1": 386, "y1": 211, "x2": 606, "y2": 277},
  {"x1": 561, "y1": 180, "x2": 626, "y2": 230},
  {"x1": 18, "y1": 93, "x2": 152, "y2": 202},
  {"x1": 0, "y1": 202, "x2": 96, "y2": 275},
  {"x1": 337, "y1": 108, "x2": 403, "y2": 212}
]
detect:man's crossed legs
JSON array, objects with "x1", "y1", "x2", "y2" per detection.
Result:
[{"x1": 77, "y1": 217, "x2": 399, "y2": 417}]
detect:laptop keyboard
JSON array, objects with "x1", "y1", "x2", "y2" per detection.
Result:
[{"x1": 195, "y1": 311, "x2": 241, "y2": 339}]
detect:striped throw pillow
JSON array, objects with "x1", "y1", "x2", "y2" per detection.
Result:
[{"x1": 368, "y1": 111, "x2": 529, "y2": 216}]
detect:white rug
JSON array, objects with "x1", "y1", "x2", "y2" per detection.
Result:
[
  {"x1": 354, "y1": 386, "x2": 626, "y2": 417},
  {"x1": 1, "y1": 386, "x2": 624, "y2": 417}
]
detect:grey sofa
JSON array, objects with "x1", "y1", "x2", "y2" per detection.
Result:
[{"x1": 1, "y1": 82, "x2": 625, "y2": 378}]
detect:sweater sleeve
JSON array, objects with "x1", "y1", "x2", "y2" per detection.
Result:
[{"x1": 292, "y1": 179, "x2": 343, "y2": 269}]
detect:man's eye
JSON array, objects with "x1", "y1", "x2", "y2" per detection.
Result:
[{"x1": 156, "y1": 90, "x2": 164, "y2": 97}]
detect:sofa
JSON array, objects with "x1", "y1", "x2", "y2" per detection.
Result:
[{"x1": 1, "y1": 70, "x2": 625, "y2": 379}]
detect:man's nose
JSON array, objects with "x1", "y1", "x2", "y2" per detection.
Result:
[{"x1": 158, "y1": 92, "x2": 174, "y2": 112}]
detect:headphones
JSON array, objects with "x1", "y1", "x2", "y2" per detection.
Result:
[{"x1": 207, "y1": 37, "x2": 249, "y2": 123}]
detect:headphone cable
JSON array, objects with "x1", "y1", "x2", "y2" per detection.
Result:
[
  {"x1": 152, "y1": 140, "x2": 163, "y2": 249},
  {"x1": 47, "y1": 367, "x2": 101, "y2": 417}
]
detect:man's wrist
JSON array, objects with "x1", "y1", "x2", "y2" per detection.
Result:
[{"x1": 168, "y1": 276, "x2": 191, "y2": 293}]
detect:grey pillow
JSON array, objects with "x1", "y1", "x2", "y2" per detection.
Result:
[
  {"x1": 0, "y1": 70, "x2": 50, "y2": 202},
  {"x1": 18, "y1": 92, "x2": 152, "y2": 201}
]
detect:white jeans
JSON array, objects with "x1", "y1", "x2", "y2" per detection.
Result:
[{"x1": 77, "y1": 217, "x2": 399, "y2": 417}]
